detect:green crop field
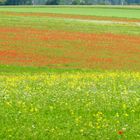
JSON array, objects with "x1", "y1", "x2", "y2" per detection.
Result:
[
  {"x1": 0, "y1": 6, "x2": 140, "y2": 140},
  {"x1": 0, "y1": 6, "x2": 140, "y2": 19}
]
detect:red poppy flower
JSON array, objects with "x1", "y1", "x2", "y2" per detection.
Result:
[{"x1": 118, "y1": 130, "x2": 123, "y2": 135}]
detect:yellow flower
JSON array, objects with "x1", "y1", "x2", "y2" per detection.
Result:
[
  {"x1": 116, "y1": 120, "x2": 120, "y2": 124},
  {"x1": 122, "y1": 104, "x2": 127, "y2": 109},
  {"x1": 115, "y1": 113, "x2": 119, "y2": 117},
  {"x1": 124, "y1": 113, "x2": 129, "y2": 117},
  {"x1": 122, "y1": 128, "x2": 126, "y2": 132},
  {"x1": 49, "y1": 106, "x2": 53, "y2": 110},
  {"x1": 30, "y1": 108, "x2": 34, "y2": 112},
  {"x1": 5, "y1": 101, "x2": 11, "y2": 107},
  {"x1": 51, "y1": 128, "x2": 55, "y2": 132},
  {"x1": 97, "y1": 112, "x2": 103, "y2": 115},
  {"x1": 131, "y1": 110, "x2": 135, "y2": 113},
  {"x1": 80, "y1": 129, "x2": 84, "y2": 133},
  {"x1": 96, "y1": 123, "x2": 101, "y2": 129},
  {"x1": 88, "y1": 122, "x2": 93, "y2": 128},
  {"x1": 70, "y1": 110, "x2": 74, "y2": 115},
  {"x1": 34, "y1": 107, "x2": 38, "y2": 112}
]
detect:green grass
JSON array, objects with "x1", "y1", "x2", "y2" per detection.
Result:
[
  {"x1": 0, "y1": 6, "x2": 140, "y2": 19},
  {"x1": 0, "y1": 71, "x2": 140, "y2": 140},
  {"x1": 0, "y1": 13, "x2": 140, "y2": 35}
]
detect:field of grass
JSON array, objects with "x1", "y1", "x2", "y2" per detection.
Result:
[
  {"x1": 0, "y1": 6, "x2": 140, "y2": 19},
  {"x1": 0, "y1": 6, "x2": 140, "y2": 139}
]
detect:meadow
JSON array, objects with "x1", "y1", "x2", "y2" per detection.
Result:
[{"x1": 0, "y1": 6, "x2": 140, "y2": 140}]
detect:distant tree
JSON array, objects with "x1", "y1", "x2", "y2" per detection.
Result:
[
  {"x1": 32, "y1": 0, "x2": 47, "y2": 5},
  {"x1": 59, "y1": 0, "x2": 72, "y2": 4},
  {"x1": 72, "y1": 0, "x2": 80, "y2": 5},
  {"x1": 0, "y1": 0, "x2": 6, "y2": 5},
  {"x1": 2, "y1": 0, "x2": 140, "y2": 5},
  {"x1": 46, "y1": 0, "x2": 59, "y2": 5},
  {"x1": 5, "y1": 0, "x2": 32, "y2": 5}
]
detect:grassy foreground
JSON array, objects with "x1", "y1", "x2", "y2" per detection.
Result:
[{"x1": 0, "y1": 70, "x2": 140, "y2": 140}]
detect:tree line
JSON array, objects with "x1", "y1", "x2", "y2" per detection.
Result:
[{"x1": 0, "y1": 0, "x2": 140, "y2": 5}]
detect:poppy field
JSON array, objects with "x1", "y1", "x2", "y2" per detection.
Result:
[{"x1": 0, "y1": 6, "x2": 140, "y2": 139}]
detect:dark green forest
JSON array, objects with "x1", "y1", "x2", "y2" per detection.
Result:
[{"x1": 0, "y1": 0, "x2": 140, "y2": 5}]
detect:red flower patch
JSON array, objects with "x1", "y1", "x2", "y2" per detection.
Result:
[{"x1": 0, "y1": 27, "x2": 140, "y2": 70}]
